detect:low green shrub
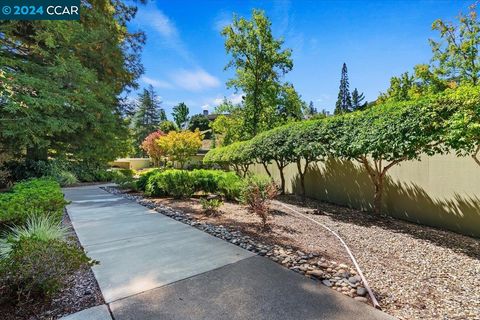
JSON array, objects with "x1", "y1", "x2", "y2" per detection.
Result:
[
  {"x1": 50, "y1": 169, "x2": 78, "y2": 187},
  {"x1": 136, "y1": 168, "x2": 163, "y2": 191},
  {"x1": 217, "y1": 172, "x2": 245, "y2": 201},
  {"x1": 144, "y1": 169, "x2": 244, "y2": 199},
  {"x1": 145, "y1": 169, "x2": 194, "y2": 198},
  {"x1": 112, "y1": 169, "x2": 136, "y2": 190},
  {"x1": 0, "y1": 178, "x2": 68, "y2": 228},
  {"x1": 0, "y1": 237, "x2": 93, "y2": 303},
  {"x1": 200, "y1": 198, "x2": 223, "y2": 216}
]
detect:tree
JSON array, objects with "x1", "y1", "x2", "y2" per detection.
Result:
[
  {"x1": 172, "y1": 102, "x2": 190, "y2": 129},
  {"x1": 159, "y1": 120, "x2": 177, "y2": 133},
  {"x1": 0, "y1": 0, "x2": 144, "y2": 167},
  {"x1": 131, "y1": 85, "x2": 164, "y2": 156},
  {"x1": 351, "y1": 88, "x2": 366, "y2": 111},
  {"x1": 188, "y1": 114, "x2": 210, "y2": 132},
  {"x1": 441, "y1": 85, "x2": 480, "y2": 167},
  {"x1": 211, "y1": 99, "x2": 246, "y2": 146},
  {"x1": 204, "y1": 141, "x2": 253, "y2": 177},
  {"x1": 276, "y1": 83, "x2": 305, "y2": 123},
  {"x1": 157, "y1": 130, "x2": 202, "y2": 168},
  {"x1": 331, "y1": 101, "x2": 446, "y2": 214},
  {"x1": 430, "y1": 4, "x2": 480, "y2": 85},
  {"x1": 141, "y1": 130, "x2": 166, "y2": 166},
  {"x1": 303, "y1": 101, "x2": 318, "y2": 119},
  {"x1": 222, "y1": 9, "x2": 293, "y2": 137},
  {"x1": 335, "y1": 63, "x2": 352, "y2": 114}
]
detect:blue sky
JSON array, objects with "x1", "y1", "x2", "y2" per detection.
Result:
[{"x1": 128, "y1": 0, "x2": 471, "y2": 117}]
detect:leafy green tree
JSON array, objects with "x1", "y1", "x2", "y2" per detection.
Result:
[
  {"x1": 188, "y1": 114, "x2": 210, "y2": 132},
  {"x1": 222, "y1": 9, "x2": 293, "y2": 137},
  {"x1": 0, "y1": 0, "x2": 144, "y2": 166},
  {"x1": 430, "y1": 4, "x2": 480, "y2": 85},
  {"x1": 334, "y1": 63, "x2": 352, "y2": 114},
  {"x1": 172, "y1": 102, "x2": 190, "y2": 129},
  {"x1": 211, "y1": 99, "x2": 246, "y2": 145},
  {"x1": 159, "y1": 120, "x2": 177, "y2": 133},
  {"x1": 331, "y1": 101, "x2": 446, "y2": 214},
  {"x1": 131, "y1": 85, "x2": 164, "y2": 156},
  {"x1": 351, "y1": 88, "x2": 366, "y2": 111},
  {"x1": 440, "y1": 85, "x2": 480, "y2": 167},
  {"x1": 276, "y1": 83, "x2": 305, "y2": 123},
  {"x1": 157, "y1": 130, "x2": 202, "y2": 168}
]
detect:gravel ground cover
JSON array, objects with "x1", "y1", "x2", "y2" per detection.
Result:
[
  {"x1": 0, "y1": 212, "x2": 104, "y2": 320},
  {"x1": 105, "y1": 187, "x2": 480, "y2": 320}
]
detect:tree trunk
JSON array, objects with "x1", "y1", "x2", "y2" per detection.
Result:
[
  {"x1": 473, "y1": 145, "x2": 480, "y2": 167},
  {"x1": 242, "y1": 164, "x2": 250, "y2": 178},
  {"x1": 262, "y1": 162, "x2": 272, "y2": 178},
  {"x1": 372, "y1": 176, "x2": 384, "y2": 215},
  {"x1": 275, "y1": 161, "x2": 286, "y2": 195},
  {"x1": 296, "y1": 159, "x2": 306, "y2": 201}
]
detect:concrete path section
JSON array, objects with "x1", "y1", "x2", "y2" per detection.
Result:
[
  {"x1": 111, "y1": 256, "x2": 395, "y2": 320},
  {"x1": 63, "y1": 186, "x2": 254, "y2": 303},
  {"x1": 59, "y1": 304, "x2": 112, "y2": 320}
]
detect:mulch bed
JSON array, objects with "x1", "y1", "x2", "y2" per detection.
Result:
[
  {"x1": 125, "y1": 191, "x2": 480, "y2": 320},
  {"x1": 0, "y1": 212, "x2": 104, "y2": 320}
]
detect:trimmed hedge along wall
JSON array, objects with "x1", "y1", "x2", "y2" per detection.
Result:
[{"x1": 203, "y1": 85, "x2": 480, "y2": 237}]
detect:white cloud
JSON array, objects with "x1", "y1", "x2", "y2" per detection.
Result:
[
  {"x1": 214, "y1": 11, "x2": 231, "y2": 32},
  {"x1": 141, "y1": 76, "x2": 173, "y2": 89},
  {"x1": 135, "y1": 4, "x2": 193, "y2": 63},
  {"x1": 171, "y1": 69, "x2": 220, "y2": 92}
]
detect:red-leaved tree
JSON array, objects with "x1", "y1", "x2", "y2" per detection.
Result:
[{"x1": 141, "y1": 130, "x2": 165, "y2": 166}]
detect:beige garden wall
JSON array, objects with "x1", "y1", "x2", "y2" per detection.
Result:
[{"x1": 249, "y1": 153, "x2": 480, "y2": 238}]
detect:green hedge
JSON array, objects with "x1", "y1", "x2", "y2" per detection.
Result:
[
  {"x1": 142, "y1": 169, "x2": 244, "y2": 200},
  {"x1": 0, "y1": 178, "x2": 68, "y2": 228}
]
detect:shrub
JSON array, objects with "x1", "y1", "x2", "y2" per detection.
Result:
[
  {"x1": 0, "y1": 215, "x2": 94, "y2": 304},
  {"x1": 190, "y1": 169, "x2": 223, "y2": 194},
  {"x1": 51, "y1": 169, "x2": 78, "y2": 187},
  {"x1": 200, "y1": 198, "x2": 223, "y2": 216},
  {"x1": 217, "y1": 172, "x2": 245, "y2": 201},
  {"x1": 145, "y1": 169, "x2": 194, "y2": 198},
  {"x1": 112, "y1": 169, "x2": 137, "y2": 190},
  {"x1": 136, "y1": 168, "x2": 163, "y2": 191},
  {"x1": 0, "y1": 178, "x2": 68, "y2": 228},
  {"x1": 0, "y1": 238, "x2": 93, "y2": 303},
  {"x1": 241, "y1": 175, "x2": 278, "y2": 229}
]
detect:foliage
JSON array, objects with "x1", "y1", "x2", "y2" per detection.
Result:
[
  {"x1": 159, "y1": 120, "x2": 178, "y2": 133},
  {"x1": 335, "y1": 63, "x2": 353, "y2": 114},
  {"x1": 440, "y1": 85, "x2": 480, "y2": 166},
  {"x1": 216, "y1": 172, "x2": 246, "y2": 201},
  {"x1": 211, "y1": 101, "x2": 246, "y2": 145},
  {"x1": 136, "y1": 168, "x2": 163, "y2": 192},
  {"x1": 0, "y1": 237, "x2": 93, "y2": 304},
  {"x1": 69, "y1": 162, "x2": 115, "y2": 183},
  {"x1": 0, "y1": 178, "x2": 68, "y2": 228},
  {"x1": 51, "y1": 169, "x2": 78, "y2": 187},
  {"x1": 276, "y1": 83, "x2": 305, "y2": 123},
  {"x1": 131, "y1": 86, "x2": 165, "y2": 156},
  {"x1": 157, "y1": 130, "x2": 202, "y2": 168},
  {"x1": 0, "y1": 216, "x2": 67, "y2": 260},
  {"x1": 145, "y1": 169, "x2": 195, "y2": 198},
  {"x1": 0, "y1": 1, "x2": 144, "y2": 166},
  {"x1": 222, "y1": 9, "x2": 293, "y2": 137},
  {"x1": 141, "y1": 130, "x2": 166, "y2": 166},
  {"x1": 200, "y1": 198, "x2": 223, "y2": 216},
  {"x1": 172, "y1": 102, "x2": 190, "y2": 129},
  {"x1": 240, "y1": 175, "x2": 277, "y2": 229},
  {"x1": 112, "y1": 169, "x2": 136, "y2": 190},
  {"x1": 351, "y1": 88, "x2": 367, "y2": 111},
  {"x1": 188, "y1": 114, "x2": 211, "y2": 132},
  {"x1": 203, "y1": 141, "x2": 253, "y2": 177},
  {"x1": 430, "y1": 4, "x2": 480, "y2": 85}
]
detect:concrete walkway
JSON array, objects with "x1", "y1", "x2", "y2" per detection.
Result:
[{"x1": 64, "y1": 185, "x2": 395, "y2": 320}]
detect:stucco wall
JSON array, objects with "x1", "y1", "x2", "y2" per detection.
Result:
[{"x1": 250, "y1": 153, "x2": 480, "y2": 238}]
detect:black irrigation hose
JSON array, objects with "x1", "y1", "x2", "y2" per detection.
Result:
[{"x1": 273, "y1": 200, "x2": 381, "y2": 309}]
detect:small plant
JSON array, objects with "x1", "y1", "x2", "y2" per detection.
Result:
[
  {"x1": 112, "y1": 169, "x2": 137, "y2": 190},
  {"x1": 241, "y1": 175, "x2": 278, "y2": 229},
  {"x1": 51, "y1": 169, "x2": 78, "y2": 187},
  {"x1": 0, "y1": 216, "x2": 94, "y2": 305},
  {"x1": 200, "y1": 198, "x2": 223, "y2": 216}
]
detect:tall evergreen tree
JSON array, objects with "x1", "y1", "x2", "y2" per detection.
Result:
[
  {"x1": 131, "y1": 85, "x2": 163, "y2": 156},
  {"x1": 334, "y1": 63, "x2": 352, "y2": 114},
  {"x1": 172, "y1": 102, "x2": 190, "y2": 129},
  {"x1": 303, "y1": 101, "x2": 318, "y2": 118},
  {"x1": 351, "y1": 88, "x2": 367, "y2": 111}
]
